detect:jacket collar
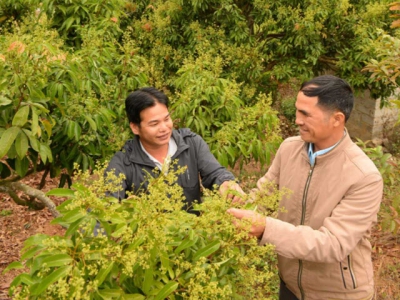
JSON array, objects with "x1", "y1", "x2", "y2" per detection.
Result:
[
  {"x1": 122, "y1": 129, "x2": 191, "y2": 165},
  {"x1": 171, "y1": 129, "x2": 190, "y2": 158},
  {"x1": 303, "y1": 128, "x2": 352, "y2": 166}
]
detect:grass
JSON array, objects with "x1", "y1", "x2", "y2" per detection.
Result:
[{"x1": 0, "y1": 209, "x2": 12, "y2": 216}]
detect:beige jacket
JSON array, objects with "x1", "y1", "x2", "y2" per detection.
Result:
[{"x1": 259, "y1": 132, "x2": 383, "y2": 300}]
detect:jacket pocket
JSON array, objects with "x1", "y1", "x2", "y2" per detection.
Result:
[
  {"x1": 178, "y1": 168, "x2": 198, "y2": 188},
  {"x1": 340, "y1": 255, "x2": 357, "y2": 289}
]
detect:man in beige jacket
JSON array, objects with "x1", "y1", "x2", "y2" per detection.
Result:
[{"x1": 228, "y1": 75, "x2": 383, "y2": 300}]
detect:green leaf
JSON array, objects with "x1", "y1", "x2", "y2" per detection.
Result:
[
  {"x1": 95, "y1": 262, "x2": 115, "y2": 286},
  {"x1": 64, "y1": 16, "x2": 75, "y2": 31},
  {"x1": 174, "y1": 235, "x2": 198, "y2": 254},
  {"x1": 0, "y1": 126, "x2": 20, "y2": 159},
  {"x1": 84, "y1": 115, "x2": 97, "y2": 131},
  {"x1": 39, "y1": 143, "x2": 53, "y2": 163},
  {"x1": 2, "y1": 261, "x2": 24, "y2": 274},
  {"x1": 42, "y1": 254, "x2": 73, "y2": 267},
  {"x1": 126, "y1": 236, "x2": 145, "y2": 250},
  {"x1": 167, "y1": 267, "x2": 175, "y2": 280},
  {"x1": 46, "y1": 188, "x2": 75, "y2": 197},
  {"x1": 142, "y1": 267, "x2": 154, "y2": 295},
  {"x1": 15, "y1": 131, "x2": 29, "y2": 160},
  {"x1": 31, "y1": 107, "x2": 39, "y2": 136},
  {"x1": 82, "y1": 153, "x2": 89, "y2": 171},
  {"x1": 154, "y1": 281, "x2": 179, "y2": 300},
  {"x1": 40, "y1": 118, "x2": 53, "y2": 137},
  {"x1": 108, "y1": 213, "x2": 127, "y2": 224},
  {"x1": 122, "y1": 294, "x2": 146, "y2": 300},
  {"x1": 193, "y1": 240, "x2": 220, "y2": 261},
  {"x1": 226, "y1": 145, "x2": 239, "y2": 159},
  {"x1": 219, "y1": 152, "x2": 228, "y2": 168},
  {"x1": 71, "y1": 183, "x2": 89, "y2": 193},
  {"x1": 23, "y1": 129, "x2": 40, "y2": 152},
  {"x1": 74, "y1": 122, "x2": 82, "y2": 141},
  {"x1": 97, "y1": 289, "x2": 122, "y2": 299},
  {"x1": 15, "y1": 156, "x2": 29, "y2": 177},
  {"x1": 160, "y1": 251, "x2": 170, "y2": 271},
  {"x1": 85, "y1": 252, "x2": 102, "y2": 261},
  {"x1": 23, "y1": 234, "x2": 50, "y2": 249},
  {"x1": 67, "y1": 120, "x2": 75, "y2": 139},
  {"x1": 31, "y1": 102, "x2": 49, "y2": 113},
  {"x1": 9, "y1": 273, "x2": 35, "y2": 293},
  {"x1": 21, "y1": 245, "x2": 45, "y2": 261},
  {"x1": 30, "y1": 265, "x2": 72, "y2": 296},
  {"x1": 65, "y1": 217, "x2": 86, "y2": 236},
  {"x1": 111, "y1": 224, "x2": 128, "y2": 237},
  {"x1": 61, "y1": 208, "x2": 86, "y2": 223},
  {"x1": 12, "y1": 105, "x2": 30, "y2": 127},
  {"x1": 0, "y1": 95, "x2": 12, "y2": 106}
]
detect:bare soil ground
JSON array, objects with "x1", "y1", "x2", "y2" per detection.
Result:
[
  {"x1": 0, "y1": 174, "x2": 65, "y2": 300},
  {"x1": 1, "y1": 169, "x2": 399, "y2": 299}
]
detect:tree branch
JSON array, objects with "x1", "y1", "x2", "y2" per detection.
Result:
[
  {"x1": 0, "y1": 182, "x2": 60, "y2": 217},
  {"x1": 0, "y1": 184, "x2": 27, "y2": 206},
  {"x1": 0, "y1": 168, "x2": 35, "y2": 184}
]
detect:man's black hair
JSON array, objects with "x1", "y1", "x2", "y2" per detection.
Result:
[
  {"x1": 125, "y1": 87, "x2": 169, "y2": 125},
  {"x1": 300, "y1": 75, "x2": 354, "y2": 122}
]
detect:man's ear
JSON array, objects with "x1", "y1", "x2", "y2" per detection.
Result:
[
  {"x1": 130, "y1": 122, "x2": 139, "y2": 135},
  {"x1": 332, "y1": 111, "x2": 345, "y2": 127}
]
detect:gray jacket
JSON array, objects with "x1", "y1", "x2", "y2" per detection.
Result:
[{"x1": 105, "y1": 128, "x2": 235, "y2": 213}]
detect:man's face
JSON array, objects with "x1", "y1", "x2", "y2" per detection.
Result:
[
  {"x1": 295, "y1": 91, "x2": 336, "y2": 151},
  {"x1": 130, "y1": 102, "x2": 173, "y2": 150}
]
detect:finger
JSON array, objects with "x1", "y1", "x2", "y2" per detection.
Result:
[
  {"x1": 227, "y1": 208, "x2": 249, "y2": 219},
  {"x1": 232, "y1": 195, "x2": 244, "y2": 204}
]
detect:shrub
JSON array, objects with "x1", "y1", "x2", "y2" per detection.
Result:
[
  {"x1": 4, "y1": 165, "x2": 284, "y2": 299},
  {"x1": 356, "y1": 139, "x2": 400, "y2": 235}
]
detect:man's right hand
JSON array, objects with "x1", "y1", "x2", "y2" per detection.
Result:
[{"x1": 227, "y1": 208, "x2": 266, "y2": 239}]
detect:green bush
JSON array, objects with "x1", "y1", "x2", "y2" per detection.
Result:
[
  {"x1": 356, "y1": 139, "x2": 400, "y2": 235},
  {"x1": 0, "y1": 10, "x2": 147, "y2": 209},
  {"x1": 1, "y1": 0, "x2": 398, "y2": 215},
  {"x1": 4, "y1": 165, "x2": 284, "y2": 299},
  {"x1": 280, "y1": 97, "x2": 297, "y2": 124}
]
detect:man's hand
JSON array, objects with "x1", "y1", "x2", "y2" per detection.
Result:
[
  {"x1": 227, "y1": 208, "x2": 266, "y2": 239},
  {"x1": 219, "y1": 181, "x2": 245, "y2": 204}
]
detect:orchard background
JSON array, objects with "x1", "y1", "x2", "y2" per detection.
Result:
[{"x1": 0, "y1": 1, "x2": 399, "y2": 299}]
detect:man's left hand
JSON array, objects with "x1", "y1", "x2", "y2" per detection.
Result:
[{"x1": 219, "y1": 181, "x2": 245, "y2": 204}]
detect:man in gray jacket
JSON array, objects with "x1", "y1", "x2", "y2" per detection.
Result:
[
  {"x1": 228, "y1": 75, "x2": 383, "y2": 300},
  {"x1": 106, "y1": 87, "x2": 243, "y2": 214}
]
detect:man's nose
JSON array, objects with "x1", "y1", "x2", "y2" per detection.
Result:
[
  {"x1": 295, "y1": 112, "x2": 303, "y2": 125},
  {"x1": 159, "y1": 121, "x2": 168, "y2": 131}
]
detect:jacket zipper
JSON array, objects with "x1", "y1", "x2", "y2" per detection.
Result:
[
  {"x1": 340, "y1": 262, "x2": 347, "y2": 289},
  {"x1": 340, "y1": 255, "x2": 357, "y2": 289},
  {"x1": 298, "y1": 166, "x2": 314, "y2": 300},
  {"x1": 348, "y1": 255, "x2": 357, "y2": 289}
]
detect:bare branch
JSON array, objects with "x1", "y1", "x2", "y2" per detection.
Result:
[{"x1": 0, "y1": 182, "x2": 60, "y2": 218}]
